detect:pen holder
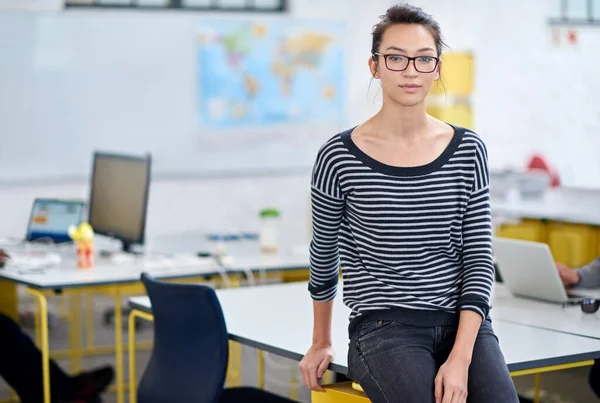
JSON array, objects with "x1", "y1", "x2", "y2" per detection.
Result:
[{"x1": 76, "y1": 240, "x2": 94, "y2": 269}]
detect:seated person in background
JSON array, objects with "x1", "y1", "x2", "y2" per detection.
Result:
[
  {"x1": 557, "y1": 257, "x2": 600, "y2": 400},
  {"x1": 557, "y1": 257, "x2": 600, "y2": 289},
  {"x1": 0, "y1": 312, "x2": 113, "y2": 403},
  {"x1": 0, "y1": 250, "x2": 114, "y2": 402}
]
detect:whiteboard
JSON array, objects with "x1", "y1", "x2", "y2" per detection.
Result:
[{"x1": 0, "y1": 10, "x2": 347, "y2": 183}]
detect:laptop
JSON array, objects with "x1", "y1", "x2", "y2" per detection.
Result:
[
  {"x1": 492, "y1": 237, "x2": 597, "y2": 303},
  {"x1": 25, "y1": 198, "x2": 85, "y2": 244}
]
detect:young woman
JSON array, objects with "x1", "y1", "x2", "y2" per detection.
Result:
[{"x1": 299, "y1": 4, "x2": 519, "y2": 403}]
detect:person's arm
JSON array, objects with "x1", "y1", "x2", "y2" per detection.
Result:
[
  {"x1": 575, "y1": 258, "x2": 600, "y2": 289},
  {"x1": 307, "y1": 183, "x2": 345, "y2": 302},
  {"x1": 300, "y1": 142, "x2": 345, "y2": 391},
  {"x1": 435, "y1": 138, "x2": 493, "y2": 403},
  {"x1": 457, "y1": 138, "x2": 494, "y2": 326}
]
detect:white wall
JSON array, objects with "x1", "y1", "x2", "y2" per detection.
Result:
[
  {"x1": 413, "y1": 0, "x2": 600, "y2": 187},
  {"x1": 0, "y1": 174, "x2": 313, "y2": 245},
  {"x1": 0, "y1": 0, "x2": 392, "y2": 240},
  {"x1": 1, "y1": 0, "x2": 599, "y2": 240}
]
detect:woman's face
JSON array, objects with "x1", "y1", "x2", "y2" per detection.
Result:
[{"x1": 369, "y1": 23, "x2": 441, "y2": 107}]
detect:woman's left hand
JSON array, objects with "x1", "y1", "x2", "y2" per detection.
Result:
[{"x1": 434, "y1": 354, "x2": 470, "y2": 403}]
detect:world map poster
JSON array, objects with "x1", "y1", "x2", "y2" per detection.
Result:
[{"x1": 196, "y1": 20, "x2": 346, "y2": 129}]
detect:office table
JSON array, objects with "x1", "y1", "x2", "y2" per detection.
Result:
[
  {"x1": 0, "y1": 253, "x2": 219, "y2": 403},
  {"x1": 491, "y1": 284, "x2": 600, "y2": 340},
  {"x1": 129, "y1": 281, "x2": 600, "y2": 402},
  {"x1": 0, "y1": 244, "x2": 311, "y2": 403},
  {"x1": 490, "y1": 187, "x2": 600, "y2": 226}
]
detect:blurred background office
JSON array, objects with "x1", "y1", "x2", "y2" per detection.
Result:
[{"x1": 0, "y1": 0, "x2": 599, "y2": 402}]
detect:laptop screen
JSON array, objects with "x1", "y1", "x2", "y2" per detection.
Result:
[{"x1": 26, "y1": 199, "x2": 85, "y2": 243}]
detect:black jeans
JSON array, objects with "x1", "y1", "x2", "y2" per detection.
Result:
[
  {"x1": 0, "y1": 313, "x2": 73, "y2": 403},
  {"x1": 347, "y1": 319, "x2": 519, "y2": 403}
]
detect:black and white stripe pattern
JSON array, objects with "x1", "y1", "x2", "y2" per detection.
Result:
[{"x1": 308, "y1": 126, "x2": 494, "y2": 321}]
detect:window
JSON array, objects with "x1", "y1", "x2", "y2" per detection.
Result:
[
  {"x1": 594, "y1": 0, "x2": 600, "y2": 20},
  {"x1": 549, "y1": 0, "x2": 600, "y2": 24},
  {"x1": 65, "y1": 0, "x2": 287, "y2": 12}
]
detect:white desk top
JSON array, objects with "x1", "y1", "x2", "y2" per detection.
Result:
[
  {"x1": 226, "y1": 248, "x2": 309, "y2": 273},
  {"x1": 0, "y1": 255, "x2": 219, "y2": 289},
  {"x1": 491, "y1": 284, "x2": 600, "y2": 340},
  {"x1": 491, "y1": 188, "x2": 600, "y2": 226},
  {"x1": 129, "y1": 281, "x2": 600, "y2": 373},
  {"x1": 0, "y1": 242, "x2": 310, "y2": 290},
  {"x1": 152, "y1": 232, "x2": 310, "y2": 273}
]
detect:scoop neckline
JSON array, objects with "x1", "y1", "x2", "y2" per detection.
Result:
[{"x1": 340, "y1": 124, "x2": 465, "y2": 177}]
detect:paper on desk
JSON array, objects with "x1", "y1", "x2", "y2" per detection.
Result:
[{"x1": 7, "y1": 251, "x2": 61, "y2": 270}]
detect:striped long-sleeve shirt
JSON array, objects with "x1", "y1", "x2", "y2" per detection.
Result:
[{"x1": 308, "y1": 125, "x2": 495, "y2": 335}]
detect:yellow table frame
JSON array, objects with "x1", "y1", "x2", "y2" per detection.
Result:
[
  {"x1": 0, "y1": 267, "x2": 310, "y2": 403},
  {"x1": 0, "y1": 275, "x2": 230, "y2": 403},
  {"x1": 25, "y1": 284, "x2": 127, "y2": 403}
]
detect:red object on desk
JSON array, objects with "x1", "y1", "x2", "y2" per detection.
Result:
[
  {"x1": 76, "y1": 241, "x2": 94, "y2": 269},
  {"x1": 526, "y1": 154, "x2": 560, "y2": 187}
]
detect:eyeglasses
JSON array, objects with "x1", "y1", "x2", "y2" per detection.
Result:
[
  {"x1": 581, "y1": 299, "x2": 600, "y2": 313},
  {"x1": 373, "y1": 53, "x2": 440, "y2": 73},
  {"x1": 561, "y1": 298, "x2": 600, "y2": 313}
]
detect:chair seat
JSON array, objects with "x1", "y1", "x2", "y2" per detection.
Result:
[{"x1": 220, "y1": 387, "x2": 296, "y2": 403}]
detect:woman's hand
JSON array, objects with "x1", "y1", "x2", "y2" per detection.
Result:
[
  {"x1": 434, "y1": 354, "x2": 470, "y2": 403},
  {"x1": 299, "y1": 343, "x2": 335, "y2": 392}
]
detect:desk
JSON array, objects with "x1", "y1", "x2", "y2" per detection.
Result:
[
  {"x1": 491, "y1": 284, "x2": 600, "y2": 340},
  {"x1": 129, "y1": 282, "x2": 600, "y2": 401},
  {"x1": 491, "y1": 188, "x2": 600, "y2": 226},
  {"x1": 0, "y1": 245, "x2": 310, "y2": 403},
  {"x1": 153, "y1": 232, "x2": 311, "y2": 278},
  {"x1": 491, "y1": 188, "x2": 600, "y2": 267},
  {"x1": 0, "y1": 253, "x2": 218, "y2": 403}
]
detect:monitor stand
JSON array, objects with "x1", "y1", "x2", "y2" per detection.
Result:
[
  {"x1": 121, "y1": 240, "x2": 143, "y2": 255},
  {"x1": 121, "y1": 241, "x2": 134, "y2": 253}
]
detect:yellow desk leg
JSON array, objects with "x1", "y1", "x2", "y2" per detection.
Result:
[
  {"x1": 534, "y1": 373, "x2": 541, "y2": 403},
  {"x1": 69, "y1": 293, "x2": 83, "y2": 374},
  {"x1": 86, "y1": 294, "x2": 95, "y2": 351},
  {"x1": 26, "y1": 288, "x2": 51, "y2": 403},
  {"x1": 34, "y1": 300, "x2": 42, "y2": 347},
  {"x1": 226, "y1": 341, "x2": 242, "y2": 386},
  {"x1": 58, "y1": 294, "x2": 69, "y2": 320},
  {"x1": 257, "y1": 350, "x2": 265, "y2": 389},
  {"x1": 289, "y1": 366, "x2": 299, "y2": 401},
  {"x1": 114, "y1": 289, "x2": 125, "y2": 403},
  {"x1": 128, "y1": 309, "x2": 154, "y2": 403},
  {"x1": 0, "y1": 279, "x2": 18, "y2": 321}
]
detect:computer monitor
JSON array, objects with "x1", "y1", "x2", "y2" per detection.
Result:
[{"x1": 88, "y1": 151, "x2": 151, "y2": 253}]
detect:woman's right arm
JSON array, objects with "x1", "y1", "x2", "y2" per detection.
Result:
[{"x1": 299, "y1": 142, "x2": 345, "y2": 391}]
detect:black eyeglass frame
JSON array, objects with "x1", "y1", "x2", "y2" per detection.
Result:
[{"x1": 372, "y1": 52, "x2": 441, "y2": 73}]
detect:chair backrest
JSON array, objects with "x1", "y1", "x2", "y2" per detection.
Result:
[{"x1": 137, "y1": 273, "x2": 229, "y2": 403}]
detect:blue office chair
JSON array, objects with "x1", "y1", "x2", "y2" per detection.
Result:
[{"x1": 137, "y1": 272, "x2": 296, "y2": 403}]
